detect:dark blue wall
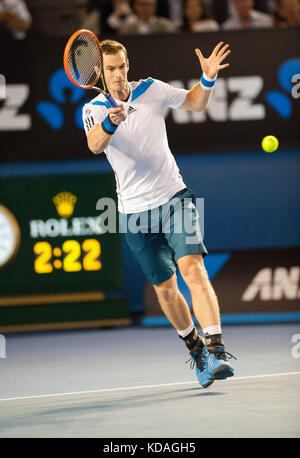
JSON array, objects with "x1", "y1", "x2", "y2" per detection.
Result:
[{"x1": 176, "y1": 149, "x2": 300, "y2": 250}]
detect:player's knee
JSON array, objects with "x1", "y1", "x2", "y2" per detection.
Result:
[{"x1": 181, "y1": 261, "x2": 208, "y2": 289}]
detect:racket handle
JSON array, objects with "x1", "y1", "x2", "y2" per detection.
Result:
[
  {"x1": 104, "y1": 92, "x2": 119, "y2": 108},
  {"x1": 104, "y1": 91, "x2": 125, "y2": 122}
]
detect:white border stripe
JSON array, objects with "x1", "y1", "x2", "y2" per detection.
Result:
[{"x1": 0, "y1": 371, "x2": 299, "y2": 403}]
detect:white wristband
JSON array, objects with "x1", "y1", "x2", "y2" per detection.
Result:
[{"x1": 203, "y1": 72, "x2": 217, "y2": 82}]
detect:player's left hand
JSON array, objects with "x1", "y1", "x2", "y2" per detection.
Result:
[{"x1": 195, "y1": 42, "x2": 231, "y2": 79}]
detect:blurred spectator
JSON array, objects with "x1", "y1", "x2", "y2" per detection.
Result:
[
  {"x1": 222, "y1": 0, "x2": 274, "y2": 29},
  {"x1": 212, "y1": 0, "x2": 273, "y2": 25},
  {"x1": 182, "y1": 0, "x2": 219, "y2": 31},
  {"x1": 106, "y1": 0, "x2": 133, "y2": 34},
  {"x1": 0, "y1": 0, "x2": 31, "y2": 39},
  {"x1": 119, "y1": 0, "x2": 176, "y2": 34},
  {"x1": 273, "y1": 0, "x2": 300, "y2": 26},
  {"x1": 77, "y1": 0, "x2": 100, "y2": 35},
  {"x1": 156, "y1": 0, "x2": 214, "y2": 28}
]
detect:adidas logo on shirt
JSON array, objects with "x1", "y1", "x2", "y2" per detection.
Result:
[{"x1": 127, "y1": 106, "x2": 137, "y2": 115}]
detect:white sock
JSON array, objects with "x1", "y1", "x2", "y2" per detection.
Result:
[
  {"x1": 202, "y1": 325, "x2": 222, "y2": 336},
  {"x1": 177, "y1": 324, "x2": 195, "y2": 339}
]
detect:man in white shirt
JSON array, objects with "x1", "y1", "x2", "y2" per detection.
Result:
[
  {"x1": 222, "y1": 0, "x2": 274, "y2": 29},
  {"x1": 82, "y1": 39, "x2": 236, "y2": 388}
]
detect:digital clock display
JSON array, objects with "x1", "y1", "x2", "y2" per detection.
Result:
[{"x1": 33, "y1": 239, "x2": 102, "y2": 273}]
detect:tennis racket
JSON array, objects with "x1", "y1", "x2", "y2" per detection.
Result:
[{"x1": 63, "y1": 29, "x2": 119, "y2": 108}]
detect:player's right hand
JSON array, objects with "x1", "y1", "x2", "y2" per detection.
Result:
[{"x1": 108, "y1": 105, "x2": 127, "y2": 125}]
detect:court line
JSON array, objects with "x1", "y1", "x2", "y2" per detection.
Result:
[{"x1": 0, "y1": 371, "x2": 299, "y2": 403}]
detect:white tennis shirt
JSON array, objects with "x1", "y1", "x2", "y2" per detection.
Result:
[{"x1": 82, "y1": 78, "x2": 188, "y2": 214}]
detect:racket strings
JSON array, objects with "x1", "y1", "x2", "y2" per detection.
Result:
[
  {"x1": 70, "y1": 38, "x2": 98, "y2": 84},
  {"x1": 67, "y1": 32, "x2": 102, "y2": 87}
]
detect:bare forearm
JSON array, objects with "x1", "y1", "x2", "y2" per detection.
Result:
[
  {"x1": 87, "y1": 124, "x2": 112, "y2": 154},
  {"x1": 179, "y1": 82, "x2": 214, "y2": 112},
  {"x1": 86, "y1": 106, "x2": 127, "y2": 154},
  {"x1": 188, "y1": 82, "x2": 214, "y2": 112}
]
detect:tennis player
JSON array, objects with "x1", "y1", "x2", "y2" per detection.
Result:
[{"x1": 82, "y1": 39, "x2": 235, "y2": 388}]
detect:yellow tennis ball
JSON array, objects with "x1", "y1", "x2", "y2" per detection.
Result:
[{"x1": 261, "y1": 135, "x2": 279, "y2": 153}]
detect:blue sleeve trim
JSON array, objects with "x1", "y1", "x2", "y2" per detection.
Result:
[
  {"x1": 131, "y1": 78, "x2": 154, "y2": 102},
  {"x1": 91, "y1": 100, "x2": 111, "y2": 109}
]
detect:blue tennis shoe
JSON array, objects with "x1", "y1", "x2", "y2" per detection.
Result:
[
  {"x1": 187, "y1": 343, "x2": 214, "y2": 388},
  {"x1": 182, "y1": 328, "x2": 236, "y2": 388},
  {"x1": 205, "y1": 334, "x2": 236, "y2": 380},
  {"x1": 181, "y1": 327, "x2": 214, "y2": 388},
  {"x1": 206, "y1": 347, "x2": 235, "y2": 380}
]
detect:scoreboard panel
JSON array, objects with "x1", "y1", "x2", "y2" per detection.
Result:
[{"x1": 0, "y1": 172, "x2": 130, "y2": 332}]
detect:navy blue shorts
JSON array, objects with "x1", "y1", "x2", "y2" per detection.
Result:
[{"x1": 121, "y1": 188, "x2": 208, "y2": 285}]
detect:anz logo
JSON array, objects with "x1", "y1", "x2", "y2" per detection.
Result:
[
  {"x1": 170, "y1": 58, "x2": 300, "y2": 124},
  {"x1": 242, "y1": 266, "x2": 300, "y2": 302},
  {"x1": 36, "y1": 68, "x2": 87, "y2": 130},
  {"x1": 0, "y1": 59, "x2": 299, "y2": 132}
]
